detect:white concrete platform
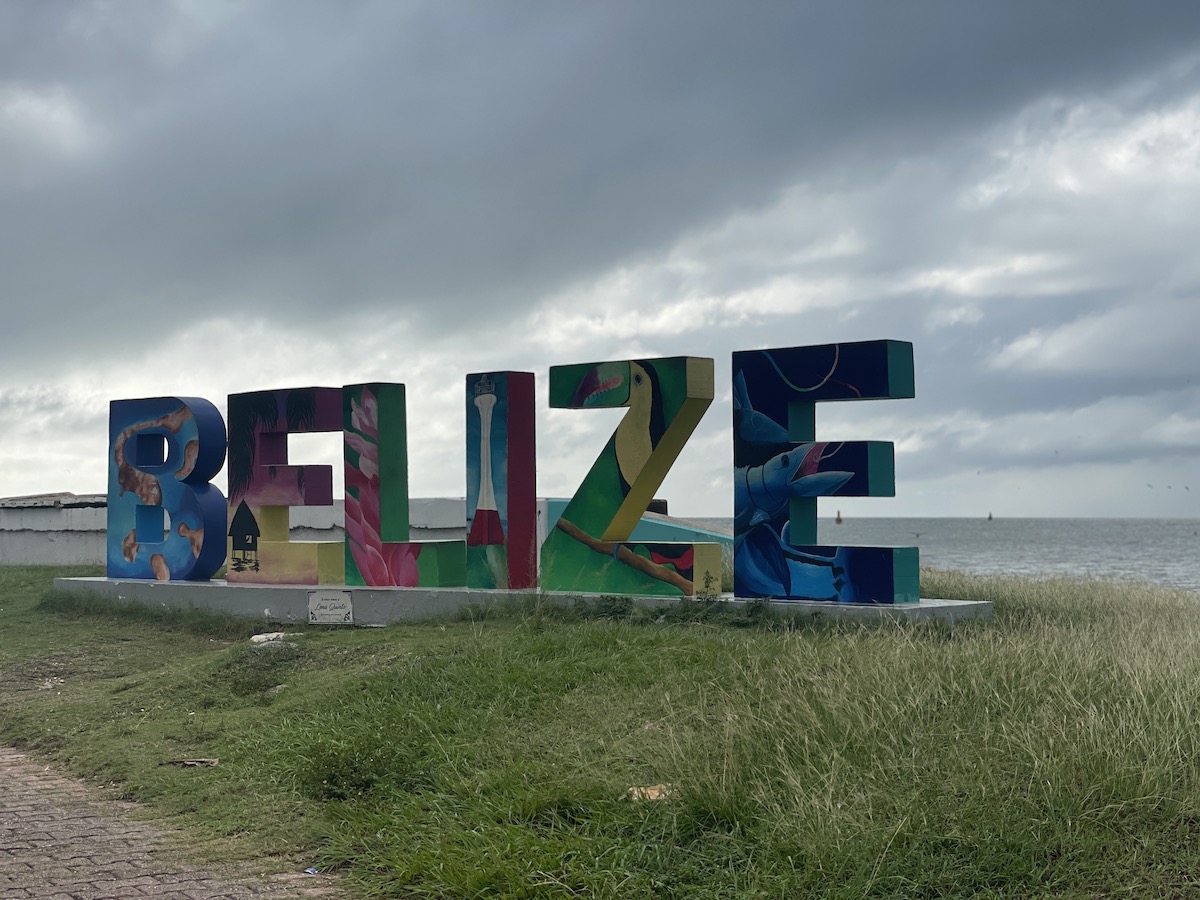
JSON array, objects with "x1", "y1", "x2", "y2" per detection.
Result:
[{"x1": 53, "y1": 577, "x2": 992, "y2": 625}]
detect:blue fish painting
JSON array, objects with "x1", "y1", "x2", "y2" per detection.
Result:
[
  {"x1": 733, "y1": 443, "x2": 852, "y2": 532},
  {"x1": 731, "y1": 342, "x2": 918, "y2": 603}
]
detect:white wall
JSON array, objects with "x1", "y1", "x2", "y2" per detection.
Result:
[{"x1": 0, "y1": 494, "x2": 469, "y2": 566}]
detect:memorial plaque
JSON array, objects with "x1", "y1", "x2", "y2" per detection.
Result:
[{"x1": 308, "y1": 589, "x2": 353, "y2": 624}]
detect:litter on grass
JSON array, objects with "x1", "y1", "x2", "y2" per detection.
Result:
[{"x1": 624, "y1": 784, "x2": 675, "y2": 802}]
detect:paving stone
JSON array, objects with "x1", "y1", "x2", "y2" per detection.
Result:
[{"x1": 0, "y1": 747, "x2": 342, "y2": 898}]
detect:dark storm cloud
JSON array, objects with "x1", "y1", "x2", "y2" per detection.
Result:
[
  {"x1": 4, "y1": 0, "x2": 1200, "y2": 357},
  {"x1": 4, "y1": 0, "x2": 1200, "y2": 513}
]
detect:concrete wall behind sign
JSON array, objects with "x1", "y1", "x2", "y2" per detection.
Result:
[
  {"x1": 0, "y1": 493, "x2": 469, "y2": 566},
  {"x1": 0, "y1": 494, "x2": 107, "y2": 565}
]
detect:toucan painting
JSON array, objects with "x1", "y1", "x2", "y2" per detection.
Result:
[
  {"x1": 568, "y1": 359, "x2": 667, "y2": 498},
  {"x1": 542, "y1": 355, "x2": 716, "y2": 597}
]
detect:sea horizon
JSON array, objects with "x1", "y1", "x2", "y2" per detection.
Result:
[{"x1": 686, "y1": 516, "x2": 1200, "y2": 593}]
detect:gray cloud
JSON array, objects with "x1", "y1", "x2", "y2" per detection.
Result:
[
  {"x1": 5, "y1": 2, "x2": 1200, "y2": 343},
  {"x1": 2, "y1": 1, "x2": 1200, "y2": 515}
]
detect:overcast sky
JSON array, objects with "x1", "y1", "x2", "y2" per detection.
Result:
[{"x1": 3, "y1": 1, "x2": 1200, "y2": 518}]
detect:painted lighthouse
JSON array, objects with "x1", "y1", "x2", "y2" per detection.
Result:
[
  {"x1": 465, "y1": 371, "x2": 538, "y2": 590},
  {"x1": 467, "y1": 374, "x2": 505, "y2": 546}
]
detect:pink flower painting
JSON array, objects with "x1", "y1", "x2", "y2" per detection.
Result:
[{"x1": 345, "y1": 386, "x2": 421, "y2": 586}]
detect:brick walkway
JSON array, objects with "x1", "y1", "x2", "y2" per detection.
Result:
[{"x1": 0, "y1": 747, "x2": 342, "y2": 899}]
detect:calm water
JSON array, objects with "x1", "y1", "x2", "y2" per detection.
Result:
[{"x1": 690, "y1": 518, "x2": 1200, "y2": 593}]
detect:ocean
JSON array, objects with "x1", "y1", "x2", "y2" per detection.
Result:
[{"x1": 689, "y1": 518, "x2": 1200, "y2": 594}]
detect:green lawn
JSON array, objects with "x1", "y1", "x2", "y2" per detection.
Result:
[{"x1": 3, "y1": 565, "x2": 1200, "y2": 898}]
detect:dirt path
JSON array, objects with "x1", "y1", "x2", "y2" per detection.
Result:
[{"x1": 0, "y1": 746, "x2": 342, "y2": 899}]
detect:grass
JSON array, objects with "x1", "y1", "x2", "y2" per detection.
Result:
[{"x1": 3, "y1": 565, "x2": 1200, "y2": 897}]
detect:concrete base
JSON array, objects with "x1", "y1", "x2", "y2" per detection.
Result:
[{"x1": 53, "y1": 577, "x2": 992, "y2": 625}]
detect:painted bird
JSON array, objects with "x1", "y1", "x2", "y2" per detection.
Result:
[
  {"x1": 569, "y1": 359, "x2": 666, "y2": 497},
  {"x1": 614, "y1": 361, "x2": 665, "y2": 495}
]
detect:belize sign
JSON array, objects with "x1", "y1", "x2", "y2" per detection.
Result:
[{"x1": 106, "y1": 339, "x2": 917, "y2": 603}]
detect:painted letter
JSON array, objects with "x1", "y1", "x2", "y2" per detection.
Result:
[
  {"x1": 107, "y1": 397, "x2": 226, "y2": 581},
  {"x1": 540, "y1": 356, "x2": 721, "y2": 597},
  {"x1": 226, "y1": 387, "x2": 344, "y2": 584},
  {"x1": 465, "y1": 372, "x2": 537, "y2": 589},
  {"x1": 344, "y1": 383, "x2": 466, "y2": 586},
  {"x1": 732, "y1": 340, "x2": 918, "y2": 603}
]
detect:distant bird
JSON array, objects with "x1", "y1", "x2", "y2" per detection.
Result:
[{"x1": 1147, "y1": 483, "x2": 1154, "y2": 489}]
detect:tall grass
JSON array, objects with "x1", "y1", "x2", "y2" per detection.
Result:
[
  {"x1": 8, "y1": 565, "x2": 1200, "y2": 897},
  {"x1": 229, "y1": 571, "x2": 1200, "y2": 897},
  {"x1": 37, "y1": 588, "x2": 267, "y2": 639}
]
